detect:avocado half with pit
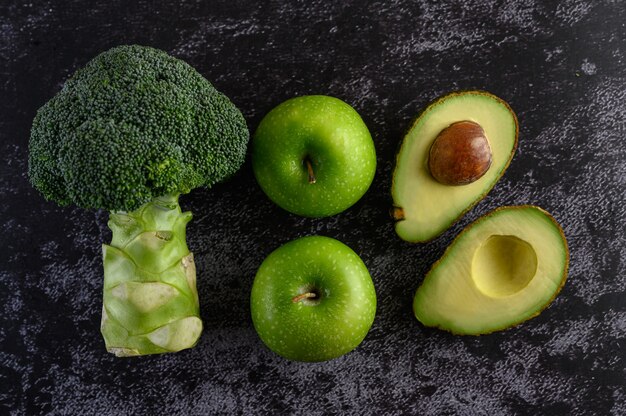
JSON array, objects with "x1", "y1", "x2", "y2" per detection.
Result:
[
  {"x1": 392, "y1": 91, "x2": 518, "y2": 242},
  {"x1": 413, "y1": 206, "x2": 569, "y2": 335}
]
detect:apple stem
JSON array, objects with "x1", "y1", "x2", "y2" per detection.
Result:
[
  {"x1": 292, "y1": 292, "x2": 317, "y2": 303},
  {"x1": 305, "y1": 158, "x2": 316, "y2": 184}
]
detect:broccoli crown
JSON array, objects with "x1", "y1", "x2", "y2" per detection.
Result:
[{"x1": 29, "y1": 45, "x2": 249, "y2": 212}]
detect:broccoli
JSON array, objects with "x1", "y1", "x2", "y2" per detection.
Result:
[{"x1": 28, "y1": 45, "x2": 249, "y2": 356}]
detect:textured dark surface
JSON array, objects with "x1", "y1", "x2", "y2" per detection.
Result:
[{"x1": 1, "y1": 1, "x2": 625, "y2": 415}]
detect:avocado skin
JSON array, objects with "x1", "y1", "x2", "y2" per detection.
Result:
[
  {"x1": 392, "y1": 90, "x2": 519, "y2": 243},
  {"x1": 413, "y1": 205, "x2": 569, "y2": 335}
]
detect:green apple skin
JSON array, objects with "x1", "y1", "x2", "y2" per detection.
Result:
[
  {"x1": 252, "y1": 95, "x2": 376, "y2": 217},
  {"x1": 250, "y1": 236, "x2": 376, "y2": 362}
]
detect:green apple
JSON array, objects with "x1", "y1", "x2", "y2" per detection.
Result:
[
  {"x1": 250, "y1": 236, "x2": 376, "y2": 362},
  {"x1": 252, "y1": 95, "x2": 377, "y2": 217}
]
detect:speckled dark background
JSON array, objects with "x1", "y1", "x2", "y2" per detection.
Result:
[{"x1": 1, "y1": 1, "x2": 625, "y2": 415}]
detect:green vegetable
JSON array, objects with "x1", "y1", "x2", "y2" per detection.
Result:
[{"x1": 29, "y1": 45, "x2": 249, "y2": 356}]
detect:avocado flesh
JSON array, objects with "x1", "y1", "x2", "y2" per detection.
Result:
[
  {"x1": 413, "y1": 206, "x2": 569, "y2": 335},
  {"x1": 392, "y1": 91, "x2": 518, "y2": 242}
]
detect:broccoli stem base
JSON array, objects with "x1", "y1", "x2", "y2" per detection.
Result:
[{"x1": 100, "y1": 194, "x2": 203, "y2": 357}]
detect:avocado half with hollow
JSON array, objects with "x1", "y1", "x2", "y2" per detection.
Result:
[
  {"x1": 413, "y1": 206, "x2": 569, "y2": 335},
  {"x1": 392, "y1": 91, "x2": 518, "y2": 242}
]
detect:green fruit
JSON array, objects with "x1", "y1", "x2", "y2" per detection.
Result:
[
  {"x1": 392, "y1": 91, "x2": 518, "y2": 242},
  {"x1": 413, "y1": 206, "x2": 569, "y2": 335},
  {"x1": 252, "y1": 95, "x2": 377, "y2": 217},
  {"x1": 250, "y1": 236, "x2": 376, "y2": 362}
]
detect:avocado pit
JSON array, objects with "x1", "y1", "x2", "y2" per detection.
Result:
[{"x1": 428, "y1": 121, "x2": 492, "y2": 186}]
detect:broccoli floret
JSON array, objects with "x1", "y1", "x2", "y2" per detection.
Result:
[{"x1": 29, "y1": 44, "x2": 249, "y2": 212}]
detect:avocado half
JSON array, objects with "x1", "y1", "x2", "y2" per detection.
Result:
[
  {"x1": 413, "y1": 206, "x2": 569, "y2": 335},
  {"x1": 392, "y1": 91, "x2": 518, "y2": 242}
]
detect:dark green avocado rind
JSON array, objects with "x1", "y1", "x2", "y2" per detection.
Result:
[
  {"x1": 413, "y1": 205, "x2": 569, "y2": 335},
  {"x1": 391, "y1": 90, "x2": 519, "y2": 243}
]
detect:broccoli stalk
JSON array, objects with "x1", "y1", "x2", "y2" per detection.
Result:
[
  {"x1": 28, "y1": 45, "x2": 249, "y2": 356},
  {"x1": 101, "y1": 195, "x2": 201, "y2": 356}
]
